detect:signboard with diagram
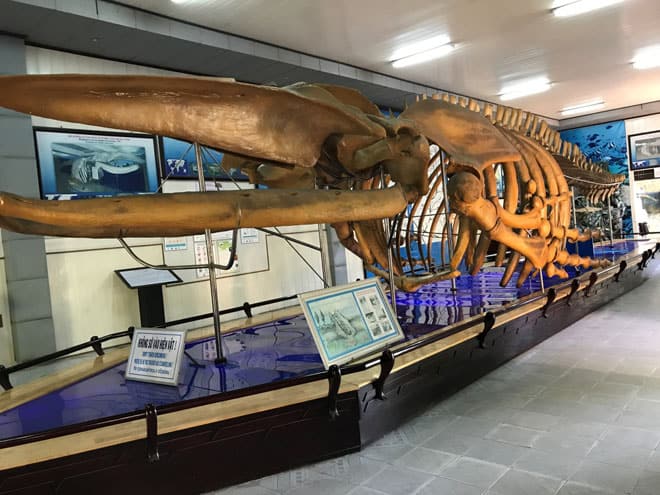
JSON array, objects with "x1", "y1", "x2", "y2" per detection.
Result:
[{"x1": 298, "y1": 279, "x2": 404, "y2": 368}]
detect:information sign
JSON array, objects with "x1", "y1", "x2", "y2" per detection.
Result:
[{"x1": 125, "y1": 328, "x2": 187, "y2": 386}]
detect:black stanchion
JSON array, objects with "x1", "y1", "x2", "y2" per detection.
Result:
[
  {"x1": 327, "y1": 365, "x2": 341, "y2": 420},
  {"x1": 584, "y1": 272, "x2": 598, "y2": 297},
  {"x1": 614, "y1": 261, "x2": 627, "y2": 282},
  {"x1": 542, "y1": 289, "x2": 557, "y2": 318},
  {"x1": 0, "y1": 365, "x2": 11, "y2": 391},
  {"x1": 89, "y1": 336, "x2": 104, "y2": 356},
  {"x1": 566, "y1": 279, "x2": 580, "y2": 306},
  {"x1": 373, "y1": 349, "x2": 395, "y2": 400},
  {"x1": 477, "y1": 312, "x2": 496, "y2": 349},
  {"x1": 145, "y1": 403, "x2": 160, "y2": 463}
]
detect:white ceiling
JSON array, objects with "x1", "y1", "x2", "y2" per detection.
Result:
[{"x1": 115, "y1": 0, "x2": 660, "y2": 120}]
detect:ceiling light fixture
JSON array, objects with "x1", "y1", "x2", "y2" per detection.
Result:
[
  {"x1": 552, "y1": 0, "x2": 625, "y2": 18},
  {"x1": 391, "y1": 35, "x2": 455, "y2": 68},
  {"x1": 633, "y1": 45, "x2": 660, "y2": 70},
  {"x1": 499, "y1": 77, "x2": 552, "y2": 101},
  {"x1": 560, "y1": 100, "x2": 605, "y2": 116}
]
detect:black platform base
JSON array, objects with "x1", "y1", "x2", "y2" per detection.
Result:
[{"x1": 0, "y1": 263, "x2": 650, "y2": 495}]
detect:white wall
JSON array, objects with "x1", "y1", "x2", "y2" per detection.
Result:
[
  {"x1": 12, "y1": 47, "x2": 331, "y2": 352},
  {"x1": 47, "y1": 244, "x2": 163, "y2": 349},
  {"x1": 162, "y1": 230, "x2": 324, "y2": 326}
]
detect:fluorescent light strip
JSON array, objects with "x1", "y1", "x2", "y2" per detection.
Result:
[
  {"x1": 633, "y1": 45, "x2": 660, "y2": 70},
  {"x1": 391, "y1": 35, "x2": 451, "y2": 61},
  {"x1": 499, "y1": 77, "x2": 552, "y2": 101},
  {"x1": 561, "y1": 100, "x2": 605, "y2": 116},
  {"x1": 552, "y1": 0, "x2": 625, "y2": 17},
  {"x1": 391, "y1": 43, "x2": 455, "y2": 68}
]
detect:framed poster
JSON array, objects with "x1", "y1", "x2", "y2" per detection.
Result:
[
  {"x1": 160, "y1": 136, "x2": 248, "y2": 181},
  {"x1": 34, "y1": 128, "x2": 160, "y2": 200},
  {"x1": 299, "y1": 279, "x2": 404, "y2": 368},
  {"x1": 629, "y1": 131, "x2": 660, "y2": 170}
]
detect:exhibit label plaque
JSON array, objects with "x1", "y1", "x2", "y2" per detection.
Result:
[
  {"x1": 125, "y1": 328, "x2": 186, "y2": 386},
  {"x1": 299, "y1": 279, "x2": 404, "y2": 368}
]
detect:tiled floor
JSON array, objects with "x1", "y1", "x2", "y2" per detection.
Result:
[{"x1": 209, "y1": 261, "x2": 660, "y2": 495}]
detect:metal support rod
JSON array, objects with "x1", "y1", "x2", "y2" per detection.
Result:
[
  {"x1": 440, "y1": 152, "x2": 457, "y2": 292},
  {"x1": 571, "y1": 186, "x2": 580, "y2": 259},
  {"x1": 607, "y1": 199, "x2": 615, "y2": 246},
  {"x1": 118, "y1": 236, "x2": 236, "y2": 271},
  {"x1": 195, "y1": 143, "x2": 225, "y2": 364},
  {"x1": 317, "y1": 223, "x2": 334, "y2": 288},
  {"x1": 258, "y1": 228, "x2": 322, "y2": 251},
  {"x1": 539, "y1": 268, "x2": 545, "y2": 294},
  {"x1": 270, "y1": 225, "x2": 329, "y2": 286},
  {"x1": 381, "y1": 168, "x2": 397, "y2": 313}
]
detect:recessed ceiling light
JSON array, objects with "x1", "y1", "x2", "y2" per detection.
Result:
[
  {"x1": 171, "y1": 0, "x2": 189, "y2": 4},
  {"x1": 560, "y1": 100, "x2": 605, "y2": 116},
  {"x1": 633, "y1": 45, "x2": 660, "y2": 70},
  {"x1": 391, "y1": 35, "x2": 455, "y2": 68},
  {"x1": 552, "y1": 0, "x2": 625, "y2": 17},
  {"x1": 499, "y1": 77, "x2": 552, "y2": 101}
]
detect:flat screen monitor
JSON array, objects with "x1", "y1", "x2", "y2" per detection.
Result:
[{"x1": 34, "y1": 128, "x2": 160, "y2": 200}]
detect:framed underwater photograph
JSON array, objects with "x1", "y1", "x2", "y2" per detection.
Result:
[
  {"x1": 159, "y1": 136, "x2": 249, "y2": 181},
  {"x1": 34, "y1": 128, "x2": 160, "y2": 200},
  {"x1": 298, "y1": 279, "x2": 404, "y2": 368},
  {"x1": 629, "y1": 131, "x2": 660, "y2": 170}
]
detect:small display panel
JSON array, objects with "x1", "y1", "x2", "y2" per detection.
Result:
[{"x1": 115, "y1": 267, "x2": 182, "y2": 289}]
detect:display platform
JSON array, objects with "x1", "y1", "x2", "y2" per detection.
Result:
[{"x1": 0, "y1": 240, "x2": 655, "y2": 494}]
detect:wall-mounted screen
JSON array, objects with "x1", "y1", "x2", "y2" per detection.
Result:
[
  {"x1": 629, "y1": 131, "x2": 660, "y2": 170},
  {"x1": 34, "y1": 128, "x2": 160, "y2": 200},
  {"x1": 160, "y1": 137, "x2": 248, "y2": 181}
]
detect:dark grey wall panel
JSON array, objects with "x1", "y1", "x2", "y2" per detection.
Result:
[
  {"x1": 6, "y1": 278, "x2": 52, "y2": 322},
  {"x1": 11, "y1": 318, "x2": 56, "y2": 361},
  {"x1": 326, "y1": 228, "x2": 349, "y2": 286},
  {"x1": 0, "y1": 117, "x2": 36, "y2": 159},
  {"x1": 0, "y1": 33, "x2": 55, "y2": 361},
  {"x1": 0, "y1": 34, "x2": 27, "y2": 74},
  {"x1": 3, "y1": 239, "x2": 49, "y2": 281},
  {"x1": 0, "y1": 157, "x2": 40, "y2": 198}
]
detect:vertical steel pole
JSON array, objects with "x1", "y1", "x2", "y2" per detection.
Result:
[
  {"x1": 571, "y1": 186, "x2": 580, "y2": 258},
  {"x1": 317, "y1": 223, "x2": 333, "y2": 288},
  {"x1": 440, "y1": 152, "x2": 457, "y2": 292},
  {"x1": 381, "y1": 168, "x2": 398, "y2": 314},
  {"x1": 607, "y1": 199, "x2": 615, "y2": 246},
  {"x1": 195, "y1": 143, "x2": 225, "y2": 364}
]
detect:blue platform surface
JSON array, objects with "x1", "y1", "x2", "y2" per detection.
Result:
[{"x1": 0, "y1": 241, "x2": 638, "y2": 441}]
